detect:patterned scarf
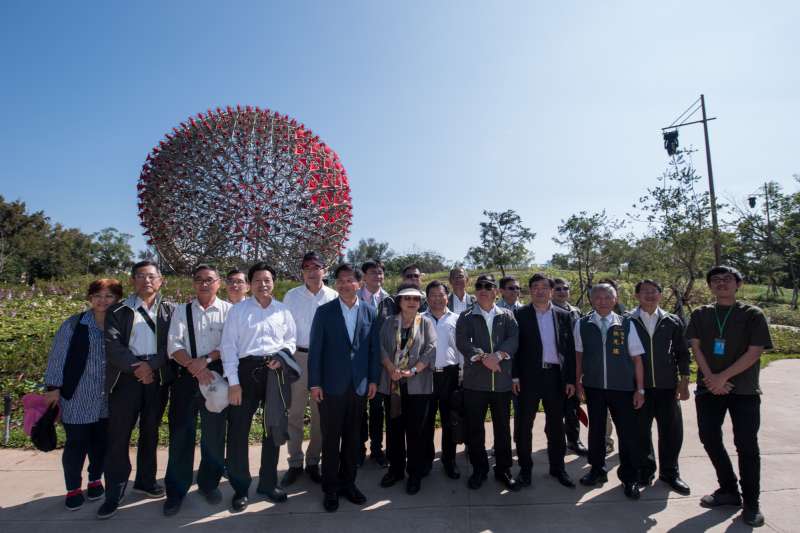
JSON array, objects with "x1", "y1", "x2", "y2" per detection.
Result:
[{"x1": 390, "y1": 314, "x2": 422, "y2": 418}]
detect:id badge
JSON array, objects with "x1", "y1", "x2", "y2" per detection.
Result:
[{"x1": 713, "y1": 338, "x2": 726, "y2": 357}]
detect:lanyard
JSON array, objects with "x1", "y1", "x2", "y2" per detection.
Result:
[{"x1": 714, "y1": 304, "x2": 734, "y2": 337}]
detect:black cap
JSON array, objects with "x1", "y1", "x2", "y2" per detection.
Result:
[
  {"x1": 475, "y1": 274, "x2": 497, "y2": 287},
  {"x1": 301, "y1": 251, "x2": 325, "y2": 268}
]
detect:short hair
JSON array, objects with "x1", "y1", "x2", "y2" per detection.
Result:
[
  {"x1": 361, "y1": 259, "x2": 384, "y2": 274},
  {"x1": 402, "y1": 264, "x2": 421, "y2": 276},
  {"x1": 226, "y1": 268, "x2": 245, "y2": 280},
  {"x1": 553, "y1": 277, "x2": 569, "y2": 287},
  {"x1": 475, "y1": 273, "x2": 497, "y2": 287},
  {"x1": 334, "y1": 263, "x2": 363, "y2": 281},
  {"x1": 301, "y1": 251, "x2": 325, "y2": 268},
  {"x1": 705, "y1": 265, "x2": 743, "y2": 284},
  {"x1": 449, "y1": 267, "x2": 467, "y2": 280},
  {"x1": 86, "y1": 278, "x2": 124, "y2": 300},
  {"x1": 590, "y1": 283, "x2": 617, "y2": 299},
  {"x1": 597, "y1": 278, "x2": 619, "y2": 290},
  {"x1": 425, "y1": 280, "x2": 450, "y2": 297},
  {"x1": 192, "y1": 263, "x2": 218, "y2": 277},
  {"x1": 499, "y1": 276, "x2": 518, "y2": 289},
  {"x1": 635, "y1": 279, "x2": 662, "y2": 294},
  {"x1": 247, "y1": 262, "x2": 276, "y2": 282},
  {"x1": 527, "y1": 272, "x2": 554, "y2": 288},
  {"x1": 131, "y1": 260, "x2": 160, "y2": 278}
]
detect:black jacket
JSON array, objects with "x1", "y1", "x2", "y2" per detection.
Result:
[
  {"x1": 628, "y1": 307, "x2": 691, "y2": 389},
  {"x1": 104, "y1": 294, "x2": 175, "y2": 394},
  {"x1": 456, "y1": 306, "x2": 519, "y2": 392},
  {"x1": 513, "y1": 304, "x2": 576, "y2": 388}
]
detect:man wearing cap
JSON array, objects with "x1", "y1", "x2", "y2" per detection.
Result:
[
  {"x1": 629, "y1": 279, "x2": 691, "y2": 495},
  {"x1": 221, "y1": 262, "x2": 298, "y2": 512},
  {"x1": 309, "y1": 264, "x2": 379, "y2": 512},
  {"x1": 456, "y1": 274, "x2": 519, "y2": 491},
  {"x1": 512, "y1": 273, "x2": 577, "y2": 489},
  {"x1": 448, "y1": 267, "x2": 476, "y2": 313},
  {"x1": 422, "y1": 280, "x2": 463, "y2": 480},
  {"x1": 575, "y1": 283, "x2": 645, "y2": 500},
  {"x1": 163, "y1": 264, "x2": 232, "y2": 516},
  {"x1": 687, "y1": 266, "x2": 772, "y2": 528},
  {"x1": 282, "y1": 252, "x2": 338, "y2": 487},
  {"x1": 552, "y1": 278, "x2": 588, "y2": 457},
  {"x1": 98, "y1": 260, "x2": 175, "y2": 520}
]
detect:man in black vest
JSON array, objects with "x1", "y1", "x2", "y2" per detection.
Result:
[
  {"x1": 98, "y1": 260, "x2": 175, "y2": 519},
  {"x1": 512, "y1": 273, "x2": 577, "y2": 488},
  {"x1": 628, "y1": 279, "x2": 691, "y2": 495}
]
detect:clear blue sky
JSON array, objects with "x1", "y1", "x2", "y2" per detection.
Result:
[{"x1": 2, "y1": 1, "x2": 798, "y2": 265}]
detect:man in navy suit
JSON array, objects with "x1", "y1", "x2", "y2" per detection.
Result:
[{"x1": 309, "y1": 264, "x2": 380, "y2": 512}]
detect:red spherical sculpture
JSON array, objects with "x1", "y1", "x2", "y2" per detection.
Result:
[{"x1": 137, "y1": 106, "x2": 352, "y2": 275}]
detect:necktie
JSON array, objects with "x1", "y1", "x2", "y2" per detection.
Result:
[{"x1": 601, "y1": 316, "x2": 609, "y2": 340}]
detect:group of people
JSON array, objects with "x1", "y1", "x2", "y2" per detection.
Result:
[{"x1": 43, "y1": 256, "x2": 771, "y2": 527}]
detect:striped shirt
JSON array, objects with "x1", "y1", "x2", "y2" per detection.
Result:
[{"x1": 44, "y1": 312, "x2": 108, "y2": 424}]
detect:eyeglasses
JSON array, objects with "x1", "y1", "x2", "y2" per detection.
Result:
[
  {"x1": 227, "y1": 279, "x2": 247, "y2": 286},
  {"x1": 475, "y1": 282, "x2": 496, "y2": 291},
  {"x1": 504, "y1": 286, "x2": 521, "y2": 291},
  {"x1": 710, "y1": 275, "x2": 737, "y2": 284},
  {"x1": 402, "y1": 296, "x2": 421, "y2": 302},
  {"x1": 553, "y1": 287, "x2": 569, "y2": 292},
  {"x1": 134, "y1": 274, "x2": 160, "y2": 281},
  {"x1": 404, "y1": 273, "x2": 421, "y2": 279},
  {"x1": 193, "y1": 277, "x2": 220, "y2": 285},
  {"x1": 302, "y1": 264, "x2": 323, "y2": 272}
]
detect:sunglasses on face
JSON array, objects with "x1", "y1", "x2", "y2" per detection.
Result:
[
  {"x1": 554, "y1": 287, "x2": 569, "y2": 292},
  {"x1": 475, "y1": 282, "x2": 496, "y2": 291},
  {"x1": 402, "y1": 296, "x2": 421, "y2": 303},
  {"x1": 504, "y1": 286, "x2": 521, "y2": 291}
]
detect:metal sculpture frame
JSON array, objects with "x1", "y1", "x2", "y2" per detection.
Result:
[{"x1": 137, "y1": 106, "x2": 352, "y2": 276}]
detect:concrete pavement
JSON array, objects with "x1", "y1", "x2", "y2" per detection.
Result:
[{"x1": 1, "y1": 359, "x2": 799, "y2": 532}]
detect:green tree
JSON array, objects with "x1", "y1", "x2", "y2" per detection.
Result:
[
  {"x1": 465, "y1": 209, "x2": 535, "y2": 276},
  {"x1": 91, "y1": 227, "x2": 134, "y2": 274},
  {"x1": 385, "y1": 250, "x2": 448, "y2": 275},
  {"x1": 345, "y1": 238, "x2": 394, "y2": 266}
]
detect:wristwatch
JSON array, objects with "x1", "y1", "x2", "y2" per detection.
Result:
[
  {"x1": 206, "y1": 356, "x2": 213, "y2": 365},
  {"x1": 410, "y1": 367, "x2": 418, "y2": 376},
  {"x1": 637, "y1": 388, "x2": 645, "y2": 395}
]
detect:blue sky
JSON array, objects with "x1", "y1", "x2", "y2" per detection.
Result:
[{"x1": 1, "y1": 1, "x2": 798, "y2": 265}]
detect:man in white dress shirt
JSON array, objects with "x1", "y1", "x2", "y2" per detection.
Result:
[
  {"x1": 220, "y1": 262, "x2": 297, "y2": 512},
  {"x1": 281, "y1": 252, "x2": 338, "y2": 487},
  {"x1": 163, "y1": 264, "x2": 232, "y2": 516}
]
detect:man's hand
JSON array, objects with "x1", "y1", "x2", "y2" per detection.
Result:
[
  {"x1": 512, "y1": 382, "x2": 520, "y2": 395},
  {"x1": 267, "y1": 358, "x2": 282, "y2": 370},
  {"x1": 633, "y1": 390, "x2": 645, "y2": 409},
  {"x1": 311, "y1": 387, "x2": 324, "y2": 403},
  {"x1": 482, "y1": 354, "x2": 501, "y2": 373},
  {"x1": 368, "y1": 383, "x2": 377, "y2": 400},
  {"x1": 229, "y1": 384, "x2": 242, "y2": 406},
  {"x1": 704, "y1": 373, "x2": 732, "y2": 395},
  {"x1": 576, "y1": 383, "x2": 585, "y2": 402},
  {"x1": 196, "y1": 369, "x2": 214, "y2": 386},
  {"x1": 132, "y1": 362, "x2": 154, "y2": 384},
  {"x1": 676, "y1": 380, "x2": 690, "y2": 401},
  {"x1": 187, "y1": 357, "x2": 208, "y2": 377},
  {"x1": 44, "y1": 389, "x2": 60, "y2": 406},
  {"x1": 565, "y1": 384, "x2": 575, "y2": 398}
]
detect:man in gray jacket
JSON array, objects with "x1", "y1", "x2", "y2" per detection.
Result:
[{"x1": 456, "y1": 274, "x2": 519, "y2": 491}]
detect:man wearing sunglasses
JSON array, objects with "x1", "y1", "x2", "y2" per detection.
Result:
[
  {"x1": 456, "y1": 274, "x2": 519, "y2": 491},
  {"x1": 687, "y1": 266, "x2": 772, "y2": 528},
  {"x1": 497, "y1": 276, "x2": 523, "y2": 311}
]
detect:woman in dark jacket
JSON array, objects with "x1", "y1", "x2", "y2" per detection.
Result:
[
  {"x1": 377, "y1": 284, "x2": 437, "y2": 495},
  {"x1": 44, "y1": 278, "x2": 123, "y2": 511}
]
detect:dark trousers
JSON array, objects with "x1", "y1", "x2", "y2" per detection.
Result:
[
  {"x1": 564, "y1": 394, "x2": 581, "y2": 444},
  {"x1": 227, "y1": 357, "x2": 280, "y2": 497},
  {"x1": 426, "y1": 365, "x2": 460, "y2": 468},
  {"x1": 464, "y1": 389, "x2": 512, "y2": 474},
  {"x1": 104, "y1": 373, "x2": 162, "y2": 488},
  {"x1": 320, "y1": 385, "x2": 365, "y2": 495},
  {"x1": 515, "y1": 368, "x2": 567, "y2": 474},
  {"x1": 585, "y1": 387, "x2": 639, "y2": 483},
  {"x1": 637, "y1": 388, "x2": 683, "y2": 480},
  {"x1": 62, "y1": 419, "x2": 108, "y2": 491},
  {"x1": 384, "y1": 385, "x2": 432, "y2": 479},
  {"x1": 696, "y1": 393, "x2": 761, "y2": 507},
  {"x1": 361, "y1": 394, "x2": 385, "y2": 455}
]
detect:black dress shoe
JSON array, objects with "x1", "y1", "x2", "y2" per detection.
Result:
[
  {"x1": 305, "y1": 464, "x2": 323, "y2": 483},
  {"x1": 406, "y1": 476, "x2": 421, "y2": 495},
  {"x1": 700, "y1": 489, "x2": 741, "y2": 508},
  {"x1": 495, "y1": 470, "x2": 520, "y2": 492},
  {"x1": 340, "y1": 485, "x2": 367, "y2": 505},
  {"x1": 323, "y1": 492, "x2": 339, "y2": 512},
  {"x1": 579, "y1": 469, "x2": 608, "y2": 486},
  {"x1": 96, "y1": 482, "x2": 125, "y2": 519},
  {"x1": 551, "y1": 471, "x2": 576, "y2": 488},
  {"x1": 96, "y1": 500, "x2": 119, "y2": 520},
  {"x1": 468, "y1": 471, "x2": 487, "y2": 490},
  {"x1": 380, "y1": 471, "x2": 404, "y2": 488},
  {"x1": 257, "y1": 486, "x2": 288, "y2": 503},
  {"x1": 370, "y1": 451, "x2": 388, "y2": 468},
  {"x1": 639, "y1": 473, "x2": 655, "y2": 486},
  {"x1": 567, "y1": 440, "x2": 589, "y2": 456},
  {"x1": 133, "y1": 482, "x2": 164, "y2": 498},
  {"x1": 200, "y1": 487, "x2": 223, "y2": 505},
  {"x1": 163, "y1": 495, "x2": 183, "y2": 516},
  {"x1": 280, "y1": 466, "x2": 303, "y2": 487},
  {"x1": 231, "y1": 494, "x2": 249, "y2": 512},
  {"x1": 624, "y1": 482, "x2": 641, "y2": 500},
  {"x1": 443, "y1": 462, "x2": 461, "y2": 480},
  {"x1": 742, "y1": 506, "x2": 765, "y2": 527},
  {"x1": 660, "y1": 475, "x2": 691, "y2": 495},
  {"x1": 515, "y1": 471, "x2": 532, "y2": 487}
]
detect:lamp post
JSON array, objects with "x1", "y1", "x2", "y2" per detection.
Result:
[{"x1": 661, "y1": 94, "x2": 721, "y2": 265}]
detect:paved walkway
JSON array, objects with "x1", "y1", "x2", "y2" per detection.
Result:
[{"x1": 1, "y1": 360, "x2": 798, "y2": 532}]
